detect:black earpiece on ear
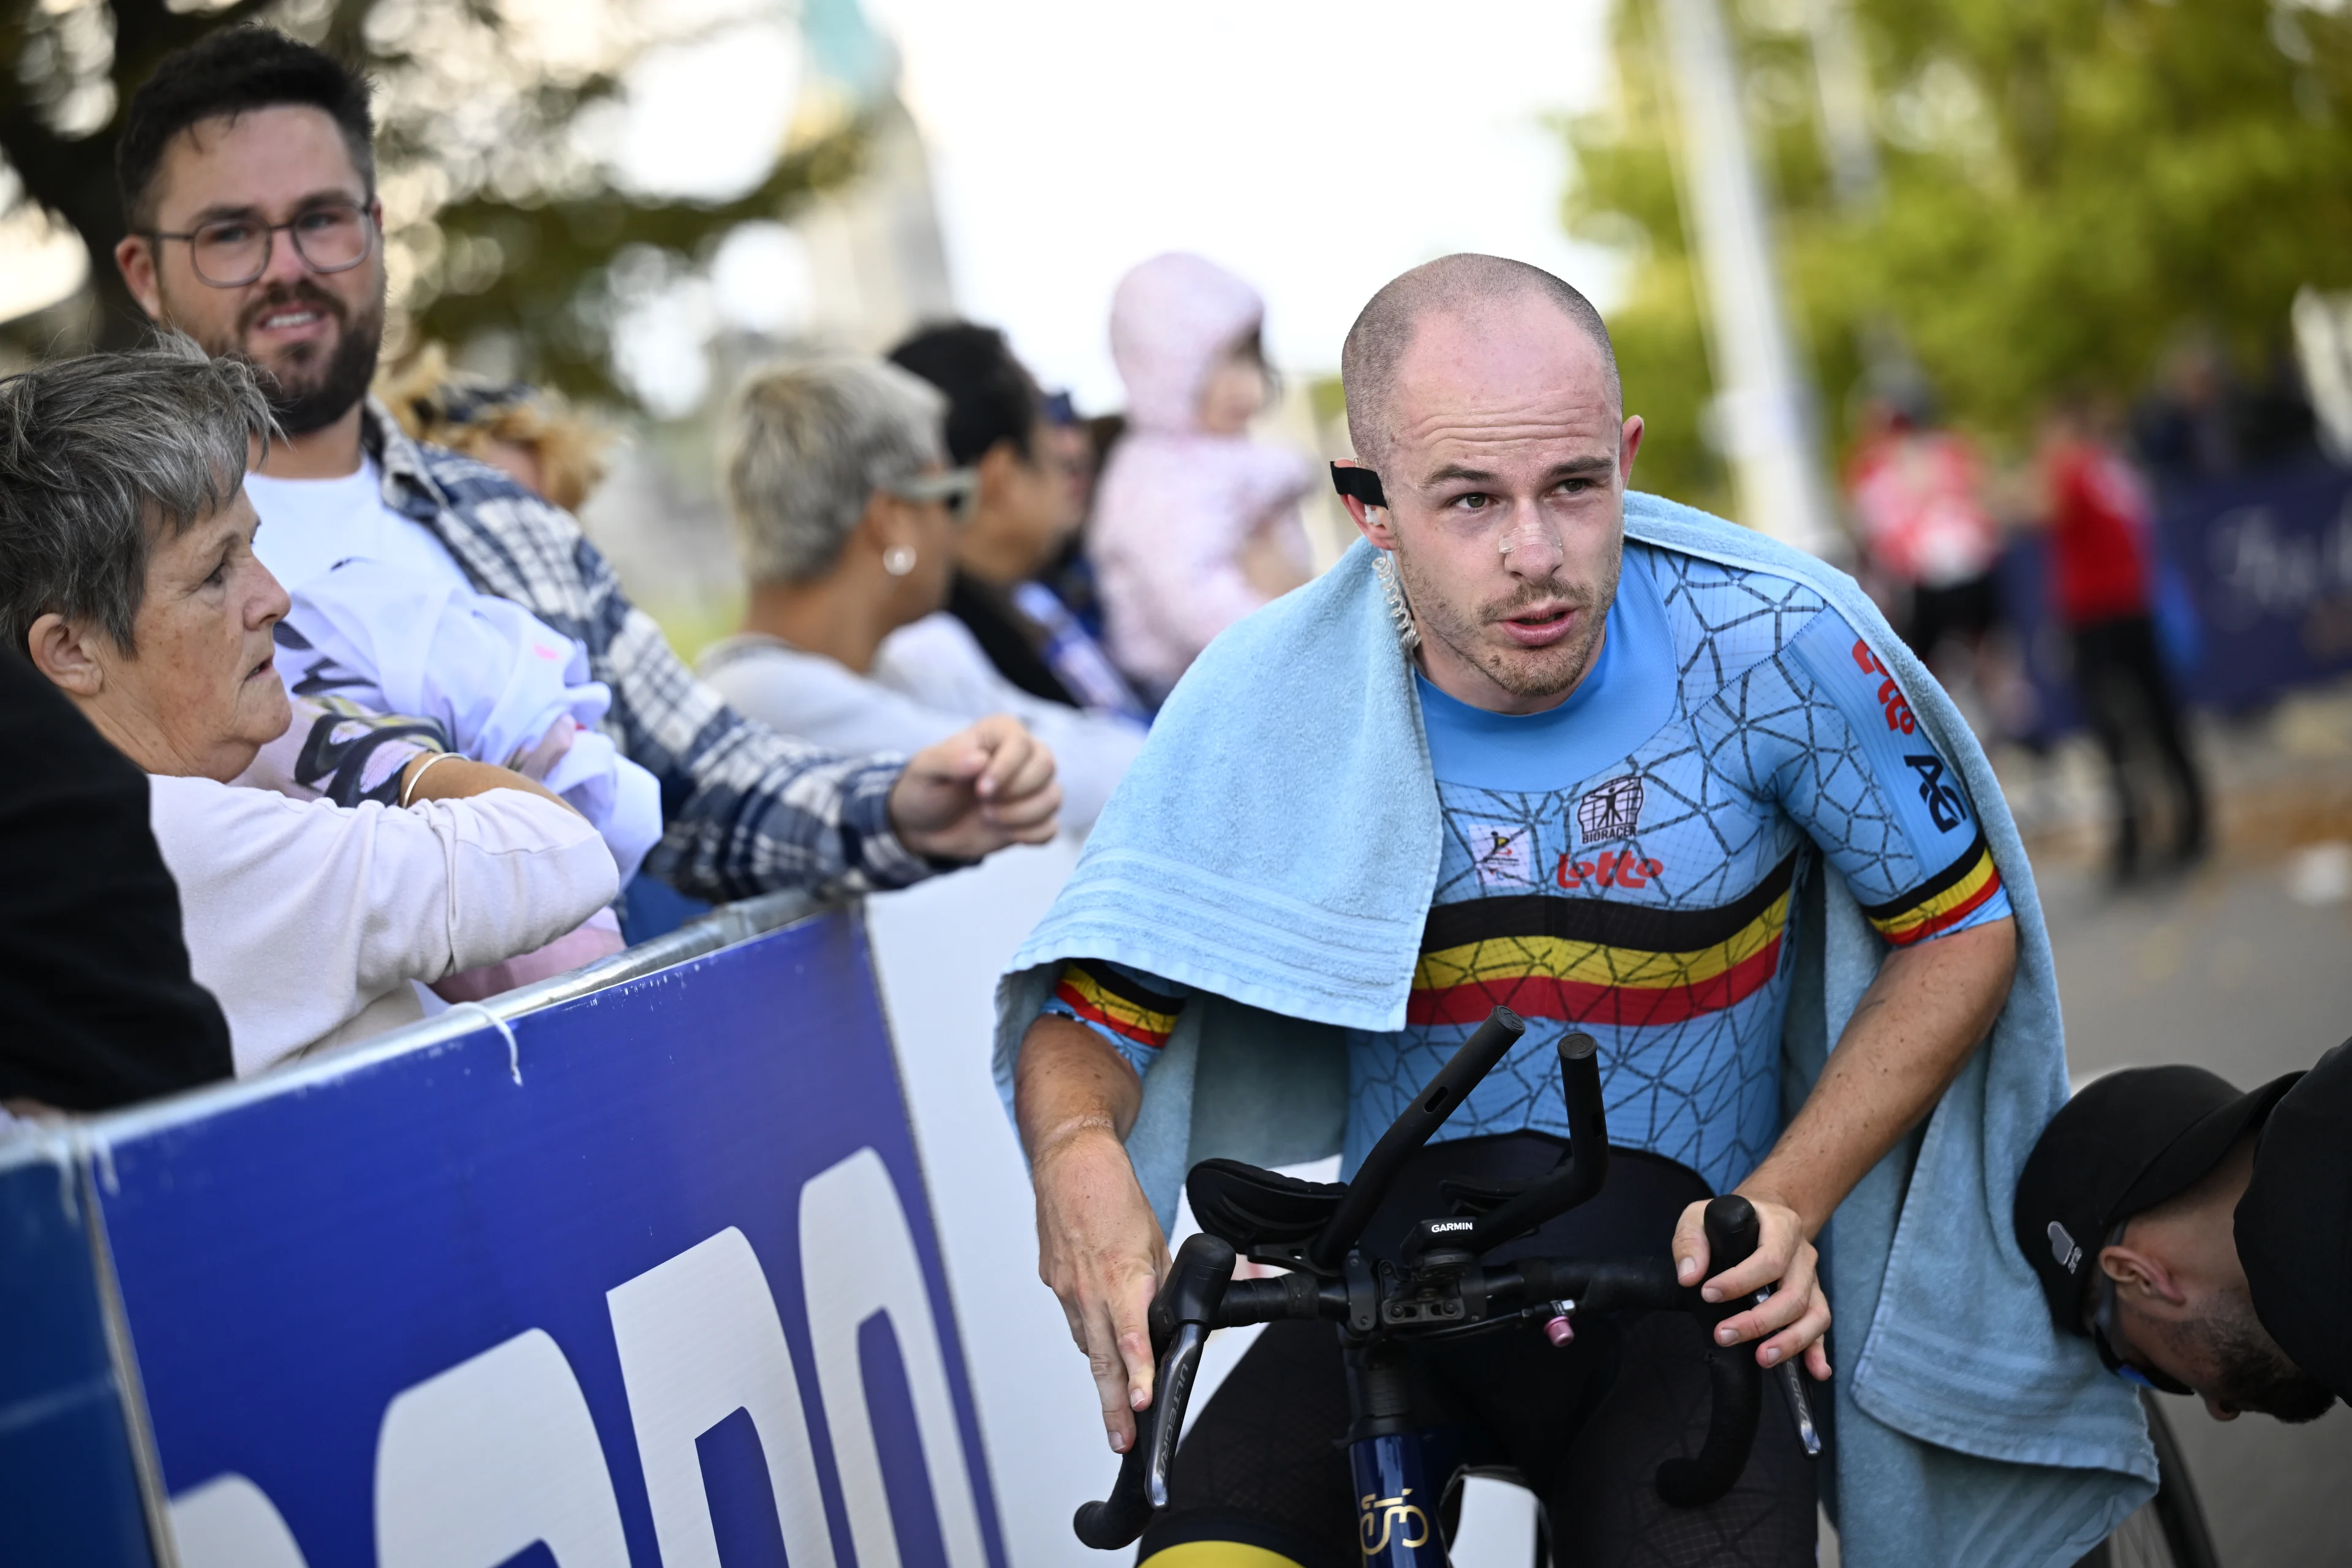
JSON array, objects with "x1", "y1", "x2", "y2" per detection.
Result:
[{"x1": 1330, "y1": 462, "x2": 1387, "y2": 509}]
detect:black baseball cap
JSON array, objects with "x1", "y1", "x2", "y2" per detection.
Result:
[
  {"x1": 2236, "y1": 1037, "x2": 2352, "y2": 1406},
  {"x1": 2015, "y1": 1063, "x2": 2302, "y2": 1347}
]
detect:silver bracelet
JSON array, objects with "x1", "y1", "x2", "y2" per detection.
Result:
[{"x1": 399, "y1": 751, "x2": 459, "y2": 808}]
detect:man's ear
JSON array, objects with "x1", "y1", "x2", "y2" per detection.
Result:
[
  {"x1": 1619, "y1": 414, "x2": 1646, "y2": 490},
  {"x1": 115, "y1": 233, "x2": 166, "y2": 323},
  {"x1": 27, "y1": 612, "x2": 108, "y2": 699},
  {"x1": 2099, "y1": 1242, "x2": 2188, "y2": 1308},
  {"x1": 1333, "y1": 460, "x2": 1398, "y2": 549}
]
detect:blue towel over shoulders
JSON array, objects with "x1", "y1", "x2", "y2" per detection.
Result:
[{"x1": 994, "y1": 494, "x2": 2155, "y2": 1566}]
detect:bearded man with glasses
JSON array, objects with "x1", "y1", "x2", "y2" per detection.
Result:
[{"x1": 105, "y1": 26, "x2": 1063, "y2": 914}]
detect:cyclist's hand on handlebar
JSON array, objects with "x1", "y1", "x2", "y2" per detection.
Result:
[
  {"x1": 1673, "y1": 1193, "x2": 1834, "y2": 1382},
  {"x1": 1031, "y1": 1121, "x2": 1170, "y2": 1453}
]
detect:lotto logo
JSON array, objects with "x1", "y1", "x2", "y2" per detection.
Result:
[
  {"x1": 1850, "y1": 639, "x2": 1918, "y2": 735},
  {"x1": 1558, "y1": 850, "x2": 1662, "y2": 889}
]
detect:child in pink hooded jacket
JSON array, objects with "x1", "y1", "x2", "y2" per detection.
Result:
[{"x1": 1090, "y1": 252, "x2": 1313, "y2": 701}]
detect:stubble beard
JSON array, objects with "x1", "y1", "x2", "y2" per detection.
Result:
[
  {"x1": 1394, "y1": 530, "x2": 1621, "y2": 701},
  {"x1": 2154, "y1": 1288, "x2": 2336, "y2": 1422},
  {"x1": 186, "y1": 274, "x2": 387, "y2": 437}
]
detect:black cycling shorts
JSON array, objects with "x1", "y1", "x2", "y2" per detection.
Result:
[{"x1": 1138, "y1": 1135, "x2": 1820, "y2": 1568}]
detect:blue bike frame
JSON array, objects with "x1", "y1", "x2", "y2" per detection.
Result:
[{"x1": 1350, "y1": 1430, "x2": 1447, "y2": 1566}]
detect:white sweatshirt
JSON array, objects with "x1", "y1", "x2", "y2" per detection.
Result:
[
  {"x1": 698, "y1": 616, "x2": 1145, "y2": 834},
  {"x1": 148, "y1": 777, "x2": 620, "y2": 1077}
]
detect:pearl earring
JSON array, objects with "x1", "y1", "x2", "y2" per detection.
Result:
[{"x1": 883, "y1": 546, "x2": 917, "y2": 576}]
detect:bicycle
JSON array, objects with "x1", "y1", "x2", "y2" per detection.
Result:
[{"x1": 1072, "y1": 1005, "x2": 1822, "y2": 1565}]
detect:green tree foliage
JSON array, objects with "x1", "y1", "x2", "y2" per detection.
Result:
[
  {"x1": 1566, "y1": 0, "x2": 2352, "y2": 507},
  {"x1": 0, "y1": 0, "x2": 862, "y2": 403}
]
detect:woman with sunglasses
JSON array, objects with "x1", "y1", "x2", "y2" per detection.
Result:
[{"x1": 700, "y1": 358, "x2": 1144, "y2": 834}]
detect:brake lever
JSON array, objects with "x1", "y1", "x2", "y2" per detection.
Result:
[
  {"x1": 1073, "y1": 1234, "x2": 1239, "y2": 1547},
  {"x1": 1747, "y1": 1283, "x2": 1823, "y2": 1460},
  {"x1": 1147, "y1": 1321, "x2": 1208, "y2": 1507}
]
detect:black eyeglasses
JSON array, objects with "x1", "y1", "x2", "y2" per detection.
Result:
[{"x1": 143, "y1": 200, "x2": 377, "y2": 288}]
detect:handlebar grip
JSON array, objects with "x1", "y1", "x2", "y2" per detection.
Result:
[
  {"x1": 1655, "y1": 1332, "x2": 1764, "y2": 1507},
  {"x1": 1073, "y1": 1235, "x2": 1235, "y2": 1549},
  {"x1": 1654, "y1": 1194, "x2": 1765, "y2": 1509},
  {"x1": 1703, "y1": 1193, "x2": 1760, "y2": 1272},
  {"x1": 1072, "y1": 1439, "x2": 1154, "y2": 1550}
]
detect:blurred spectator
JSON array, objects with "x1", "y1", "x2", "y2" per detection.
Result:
[
  {"x1": 110, "y1": 26, "x2": 1049, "y2": 902},
  {"x1": 699, "y1": 358, "x2": 1142, "y2": 832},
  {"x1": 0, "y1": 344, "x2": 619, "y2": 1074},
  {"x1": 2037, "y1": 399, "x2": 2208, "y2": 881},
  {"x1": 1090, "y1": 252, "x2": 1312, "y2": 702},
  {"x1": 1845, "y1": 389, "x2": 2005, "y2": 665},
  {"x1": 377, "y1": 343, "x2": 616, "y2": 510},
  {"x1": 0, "y1": 648, "x2": 233, "y2": 1115},
  {"x1": 888, "y1": 324, "x2": 1145, "y2": 722},
  {"x1": 2133, "y1": 331, "x2": 2321, "y2": 486}
]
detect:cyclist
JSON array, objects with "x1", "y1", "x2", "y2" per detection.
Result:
[
  {"x1": 2016, "y1": 1037, "x2": 2351, "y2": 1423},
  {"x1": 1005, "y1": 255, "x2": 2026, "y2": 1567}
]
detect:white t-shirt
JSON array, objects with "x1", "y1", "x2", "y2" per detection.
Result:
[
  {"x1": 698, "y1": 615, "x2": 1146, "y2": 834},
  {"x1": 246, "y1": 456, "x2": 472, "y2": 594},
  {"x1": 149, "y1": 776, "x2": 619, "y2": 1076}
]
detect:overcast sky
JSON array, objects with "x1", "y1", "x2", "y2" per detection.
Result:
[{"x1": 862, "y1": 0, "x2": 1623, "y2": 409}]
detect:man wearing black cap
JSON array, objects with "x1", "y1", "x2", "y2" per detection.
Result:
[{"x1": 2016, "y1": 1038, "x2": 2352, "y2": 1423}]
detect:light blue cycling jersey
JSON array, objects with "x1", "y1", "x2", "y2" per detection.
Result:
[{"x1": 1044, "y1": 543, "x2": 2011, "y2": 1194}]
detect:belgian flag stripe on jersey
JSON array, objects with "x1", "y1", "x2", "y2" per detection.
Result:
[
  {"x1": 1054, "y1": 959, "x2": 1183, "y2": 1050},
  {"x1": 1409, "y1": 851, "x2": 1798, "y2": 1028},
  {"x1": 1857, "y1": 833, "x2": 2003, "y2": 948}
]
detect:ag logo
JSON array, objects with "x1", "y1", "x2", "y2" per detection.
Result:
[
  {"x1": 1904, "y1": 753, "x2": 1967, "y2": 833},
  {"x1": 1575, "y1": 776, "x2": 1645, "y2": 842}
]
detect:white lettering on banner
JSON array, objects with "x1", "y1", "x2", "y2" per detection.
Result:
[
  {"x1": 606, "y1": 1226, "x2": 839, "y2": 1568},
  {"x1": 372, "y1": 1329, "x2": 629, "y2": 1568},
  {"x1": 800, "y1": 1147, "x2": 990, "y2": 1568},
  {"x1": 168, "y1": 1473, "x2": 311, "y2": 1568}
]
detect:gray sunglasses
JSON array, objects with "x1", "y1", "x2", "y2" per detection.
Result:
[{"x1": 885, "y1": 468, "x2": 979, "y2": 521}]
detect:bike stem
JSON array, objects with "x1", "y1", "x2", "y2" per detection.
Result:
[
  {"x1": 1397, "y1": 1032, "x2": 1610, "y2": 1267},
  {"x1": 1308, "y1": 1008, "x2": 1526, "y2": 1272}
]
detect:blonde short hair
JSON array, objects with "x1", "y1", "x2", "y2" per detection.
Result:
[{"x1": 722, "y1": 357, "x2": 946, "y2": 585}]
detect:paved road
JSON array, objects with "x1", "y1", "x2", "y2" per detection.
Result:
[{"x1": 2038, "y1": 854, "x2": 2352, "y2": 1566}]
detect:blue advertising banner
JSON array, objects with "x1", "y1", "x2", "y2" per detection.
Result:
[
  {"x1": 75, "y1": 905, "x2": 1005, "y2": 1568},
  {"x1": 1999, "y1": 459, "x2": 2352, "y2": 732},
  {"x1": 2158, "y1": 459, "x2": 2352, "y2": 710}
]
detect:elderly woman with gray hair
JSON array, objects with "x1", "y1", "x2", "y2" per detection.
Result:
[
  {"x1": 1, "y1": 342, "x2": 619, "y2": 1077},
  {"x1": 699, "y1": 358, "x2": 1144, "y2": 832}
]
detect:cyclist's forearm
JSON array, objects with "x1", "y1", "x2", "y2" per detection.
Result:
[
  {"x1": 1741, "y1": 915, "x2": 2017, "y2": 1237},
  {"x1": 1015, "y1": 1013, "x2": 1146, "y2": 1164}
]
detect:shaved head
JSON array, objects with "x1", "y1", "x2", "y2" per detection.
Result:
[{"x1": 1341, "y1": 254, "x2": 1619, "y2": 470}]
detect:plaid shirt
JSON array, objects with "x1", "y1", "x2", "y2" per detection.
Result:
[{"x1": 366, "y1": 402, "x2": 930, "y2": 901}]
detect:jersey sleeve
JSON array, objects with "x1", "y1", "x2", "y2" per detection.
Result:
[
  {"x1": 1038, "y1": 958, "x2": 1193, "y2": 1081},
  {"x1": 1777, "y1": 611, "x2": 2013, "y2": 946}
]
